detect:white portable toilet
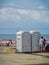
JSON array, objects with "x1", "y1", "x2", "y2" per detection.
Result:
[
  {"x1": 16, "y1": 31, "x2": 31, "y2": 52},
  {"x1": 30, "y1": 31, "x2": 41, "y2": 52}
]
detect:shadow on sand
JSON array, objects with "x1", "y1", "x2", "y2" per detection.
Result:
[
  {"x1": 32, "y1": 53, "x2": 49, "y2": 58},
  {"x1": 24, "y1": 63, "x2": 49, "y2": 65}
]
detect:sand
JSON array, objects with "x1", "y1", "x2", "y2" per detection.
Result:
[{"x1": 0, "y1": 53, "x2": 49, "y2": 65}]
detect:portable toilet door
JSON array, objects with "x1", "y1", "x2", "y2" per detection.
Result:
[
  {"x1": 30, "y1": 31, "x2": 41, "y2": 52},
  {"x1": 22, "y1": 32, "x2": 31, "y2": 52}
]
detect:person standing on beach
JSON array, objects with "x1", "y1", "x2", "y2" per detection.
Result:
[
  {"x1": 39, "y1": 36, "x2": 44, "y2": 52},
  {"x1": 42, "y1": 38, "x2": 47, "y2": 52},
  {"x1": 9, "y1": 39, "x2": 13, "y2": 44},
  {"x1": 44, "y1": 40, "x2": 49, "y2": 52}
]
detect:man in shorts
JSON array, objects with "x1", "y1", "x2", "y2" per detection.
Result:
[{"x1": 39, "y1": 36, "x2": 44, "y2": 52}]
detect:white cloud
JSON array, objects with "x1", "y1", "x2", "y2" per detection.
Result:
[
  {"x1": 17, "y1": 9, "x2": 49, "y2": 22},
  {"x1": 0, "y1": 8, "x2": 21, "y2": 21},
  {"x1": 34, "y1": 5, "x2": 48, "y2": 10},
  {"x1": 30, "y1": 11, "x2": 41, "y2": 20},
  {"x1": 9, "y1": 3, "x2": 15, "y2": 6},
  {"x1": 17, "y1": 9, "x2": 29, "y2": 15},
  {"x1": 38, "y1": 5, "x2": 45, "y2": 9},
  {"x1": 17, "y1": 9, "x2": 41, "y2": 21},
  {"x1": 0, "y1": 7, "x2": 49, "y2": 22}
]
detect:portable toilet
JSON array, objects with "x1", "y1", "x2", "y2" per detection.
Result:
[
  {"x1": 16, "y1": 31, "x2": 31, "y2": 52},
  {"x1": 30, "y1": 31, "x2": 41, "y2": 52}
]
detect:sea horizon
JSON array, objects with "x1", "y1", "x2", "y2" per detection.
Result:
[{"x1": 0, "y1": 34, "x2": 49, "y2": 41}]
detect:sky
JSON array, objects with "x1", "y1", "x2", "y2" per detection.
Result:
[{"x1": 0, "y1": 0, "x2": 49, "y2": 34}]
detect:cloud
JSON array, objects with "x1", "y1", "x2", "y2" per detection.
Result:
[
  {"x1": 38, "y1": 5, "x2": 45, "y2": 9},
  {"x1": 17, "y1": 9, "x2": 49, "y2": 22},
  {"x1": 17, "y1": 9, "x2": 41, "y2": 21},
  {"x1": 0, "y1": 7, "x2": 49, "y2": 22},
  {"x1": 30, "y1": 11, "x2": 41, "y2": 21},
  {"x1": 0, "y1": 8, "x2": 21, "y2": 21},
  {"x1": 17, "y1": 9, "x2": 29, "y2": 15},
  {"x1": 34, "y1": 5, "x2": 48, "y2": 10},
  {"x1": 9, "y1": 3, "x2": 15, "y2": 7}
]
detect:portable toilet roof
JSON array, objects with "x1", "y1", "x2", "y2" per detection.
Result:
[
  {"x1": 16, "y1": 30, "x2": 30, "y2": 35},
  {"x1": 30, "y1": 30, "x2": 40, "y2": 34}
]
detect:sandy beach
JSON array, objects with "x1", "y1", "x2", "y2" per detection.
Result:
[
  {"x1": 0, "y1": 44, "x2": 49, "y2": 65},
  {"x1": 0, "y1": 53, "x2": 49, "y2": 65}
]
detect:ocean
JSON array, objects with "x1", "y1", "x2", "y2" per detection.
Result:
[
  {"x1": 42, "y1": 34, "x2": 49, "y2": 40},
  {"x1": 0, "y1": 34, "x2": 49, "y2": 41},
  {"x1": 0, "y1": 34, "x2": 16, "y2": 41}
]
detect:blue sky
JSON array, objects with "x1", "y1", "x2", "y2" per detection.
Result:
[{"x1": 0, "y1": 0, "x2": 49, "y2": 34}]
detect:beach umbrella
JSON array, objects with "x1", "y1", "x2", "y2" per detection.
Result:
[{"x1": 0, "y1": 40, "x2": 3, "y2": 44}]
